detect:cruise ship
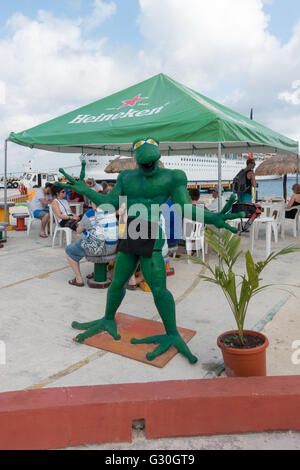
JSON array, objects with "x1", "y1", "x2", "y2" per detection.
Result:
[{"x1": 81, "y1": 153, "x2": 277, "y2": 183}]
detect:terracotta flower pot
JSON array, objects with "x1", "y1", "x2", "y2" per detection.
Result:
[{"x1": 217, "y1": 330, "x2": 269, "y2": 377}]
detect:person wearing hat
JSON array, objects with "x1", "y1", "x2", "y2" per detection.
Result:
[{"x1": 206, "y1": 187, "x2": 225, "y2": 212}]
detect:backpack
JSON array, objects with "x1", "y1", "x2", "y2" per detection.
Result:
[
  {"x1": 232, "y1": 169, "x2": 248, "y2": 194},
  {"x1": 231, "y1": 202, "x2": 262, "y2": 233}
]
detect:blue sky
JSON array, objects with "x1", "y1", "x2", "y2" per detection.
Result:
[
  {"x1": 263, "y1": 0, "x2": 300, "y2": 43},
  {"x1": 0, "y1": 0, "x2": 142, "y2": 48},
  {"x1": 1, "y1": 0, "x2": 300, "y2": 173},
  {"x1": 1, "y1": 0, "x2": 299, "y2": 45}
]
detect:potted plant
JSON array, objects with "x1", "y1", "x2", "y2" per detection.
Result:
[{"x1": 192, "y1": 227, "x2": 299, "y2": 377}]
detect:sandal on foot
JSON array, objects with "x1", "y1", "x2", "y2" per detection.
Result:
[
  {"x1": 39, "y1": 234, "x2": 48, "y2": 238},
  {"x1": 126, "y1": 283, "x2": 138, "y2": 290},
  {"x1": 69, "y1": 278, "x2": 84, "y2": 287},
  {"x1": 86, "y1": 272, "x2": 94, "y2": 280}
]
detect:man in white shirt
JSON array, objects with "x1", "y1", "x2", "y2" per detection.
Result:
[
  {"x1": 30, "y1": 183, "x2": 53, "y2": 237},
  {"x1": 206, "y1": 188, "x2": 225, "y2": 212}
]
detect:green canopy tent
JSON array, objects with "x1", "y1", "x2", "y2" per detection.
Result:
[{"x1": 3, "y1": 73, "x2": 299, "y2": 225}]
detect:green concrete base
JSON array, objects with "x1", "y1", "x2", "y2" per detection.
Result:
[
  {"x1": 87, "y1": 263, "x2": 111, "y2": 288},
  {"x1": 94, "y1": 263, "x2": 107, "y2": 283}
]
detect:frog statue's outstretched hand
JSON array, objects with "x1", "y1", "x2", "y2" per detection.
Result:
[
  {"x1": 57, "y1": 160, "x2": 87, "y2": 192},
  {"x1": 57, "y1": 159, "x2": 121, "y2": 209},
  {"x1": 60, "y1": 138, "x2": 244, "y2": 365}
]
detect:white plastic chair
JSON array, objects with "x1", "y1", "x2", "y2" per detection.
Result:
[
  {"x1": 281, "y1": 206, "x2": 300, "y2": 238},
  {"x1": 182, "y1": 218, "x2": 206, "y2": 262},
  {"x1": 255, "y1": 203, "x2": 285, "y2": 243},
  {"x1": 51, "y1": 204, "x2": 72, "y2": 247},
  {"x1": 26, "y1": 200, "x2": 41, "y2": 237}
]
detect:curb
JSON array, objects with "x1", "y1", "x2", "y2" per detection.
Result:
[{"x1": 1, "y1": 376, "x2": 300, "y2": 449}]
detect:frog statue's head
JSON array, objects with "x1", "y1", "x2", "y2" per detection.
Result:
[{"x1": 133, "y1": 137, "x2": 161, "y2": 177}]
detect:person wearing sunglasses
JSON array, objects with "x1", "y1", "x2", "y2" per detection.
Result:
[{"x1": 51, "y1": 185, "x2": 80, "y2": 230}]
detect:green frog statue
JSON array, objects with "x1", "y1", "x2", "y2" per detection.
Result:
[{"x1": 58, "y1": 138, "x2": 244, "y2": 364}]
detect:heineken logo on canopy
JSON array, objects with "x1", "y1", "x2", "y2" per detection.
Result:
[
  {"x1": 119, "y1": 93, "x2": 148, "y2": 108},
  {"x1": 68, "y1": 92, "x2": 168, "y2": 125}
]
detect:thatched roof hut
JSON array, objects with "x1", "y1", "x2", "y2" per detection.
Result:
[
  {"x1": 255, "y1": 154, "x2": 299, "y2": 201},
  {"x1": 105, "y1": 157, "x2": 164, "y2": 173},
  {"x1": 255, "y1": 154, "x2": 299, "y2": 177}
]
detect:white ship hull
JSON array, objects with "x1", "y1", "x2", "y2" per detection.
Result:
[{"x1": 80, "y1": 154, "x2": 279, "y2": 183}]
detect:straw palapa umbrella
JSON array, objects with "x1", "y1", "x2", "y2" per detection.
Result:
[
  {"x1": 105, "y1": 156, "x2": 164, "y2": 173},
  {"x1": 255, "y1": 154, "x2": 300, "y2": 201}
]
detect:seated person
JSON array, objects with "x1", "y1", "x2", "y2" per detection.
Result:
[
  {"x1": 107, "y1": 183, "x2": 115, "y2": 193},
  {"x1": 101, "y1": 181, "x2": 108, "y2": 194},
  {"x1": 85, "y1": 178, "x2": 103, "y2": 192},
  {"x1": 65, "y1": 203, "x2": 119, "y2": 286},
  {"x1": 69, "y1": 188, "x2": 84, "y2": 203},
  {"x1": 189, "y1": 188, "x2": 201, "y2": 206},
  {"x1": 51, "y1": 185, "x2": 80, "y2": 230},
  {"x1": 30, "y1": 183, "x2": 53, "y2": 238},
  {"x1": 84, "y1": 178, "x2": 103, "y2": 209},
  {"x1": 206, "y1": 187, "x2": 225, "y2": 212},
  {"x1": 285, "y1": 183, "x2": 300, "y2": 219},
  {"x1": 68, "y1": 187, "x2": 85, "y2": 214}
]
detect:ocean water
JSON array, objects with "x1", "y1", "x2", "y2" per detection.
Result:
[{"x1": 256, "y1": 176, "x2": 298, "y2": 198}]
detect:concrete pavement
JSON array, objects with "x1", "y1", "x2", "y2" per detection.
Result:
[{"x1": 1, "y1": 220, "x2": 300, "y2": 449}]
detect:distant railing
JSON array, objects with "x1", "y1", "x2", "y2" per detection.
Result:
[{"x1": 7, "y1": 194, "x2": 28, "y2": 204}]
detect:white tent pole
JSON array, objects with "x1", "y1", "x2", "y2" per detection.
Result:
[
  {"x1": 3, "y1": 139, "x2": 8, "y2": 240},
  {"x1": 297, "y1": 143, "x2": 299, "y2": 184},
  {"x1": 218, "y1": 142, "x2": 222, "y2": 212},
  {"x1": 4, "y1": 139, "x2": 8, "y2": 218}
]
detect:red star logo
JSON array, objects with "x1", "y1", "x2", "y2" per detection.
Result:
[{"x1": 119, "y1": 93, "x2": 148, "y2": 109}]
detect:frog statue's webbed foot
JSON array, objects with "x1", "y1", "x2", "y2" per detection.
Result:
[
  {"x1": 72, "y1": 318, "x2": 121, "y2": 343},
  {"x1": 131, "y1": 333, "x2": 198, "y2": 364}
]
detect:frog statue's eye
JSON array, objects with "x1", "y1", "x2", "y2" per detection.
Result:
[
  {"x1": 133, "y1": 140, "x2": 145, "y2": 150},
  {"x1": 146, "y1": 138, "x2": 158, "y2": 146}
]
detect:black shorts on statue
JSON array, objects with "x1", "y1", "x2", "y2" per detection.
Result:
[{"x1": 118, "y1": 217, "x2": 159, "y2": 258}]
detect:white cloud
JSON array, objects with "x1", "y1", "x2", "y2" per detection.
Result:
[
  {"x1": 83, "y1": 0, "x2": 117, "y2": 31},
  {"x1": 137, "y1": 0, "x2": 279, "y2": 88},
  {"x1": 0, "y1": 8, "x2": 137, "y2": 172},
  {"x1": 137, "y1": 0, "x2": 300, "y2": 142},
  {"x1": 278, "y1": 80, "x2": 300, "y2": 105},
  {"x1": 0, "y1": 80, "x2": 5, "y2": 104},
  {"x1": 1, "y1": 0, "x2": 300, "y2": 173}
]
